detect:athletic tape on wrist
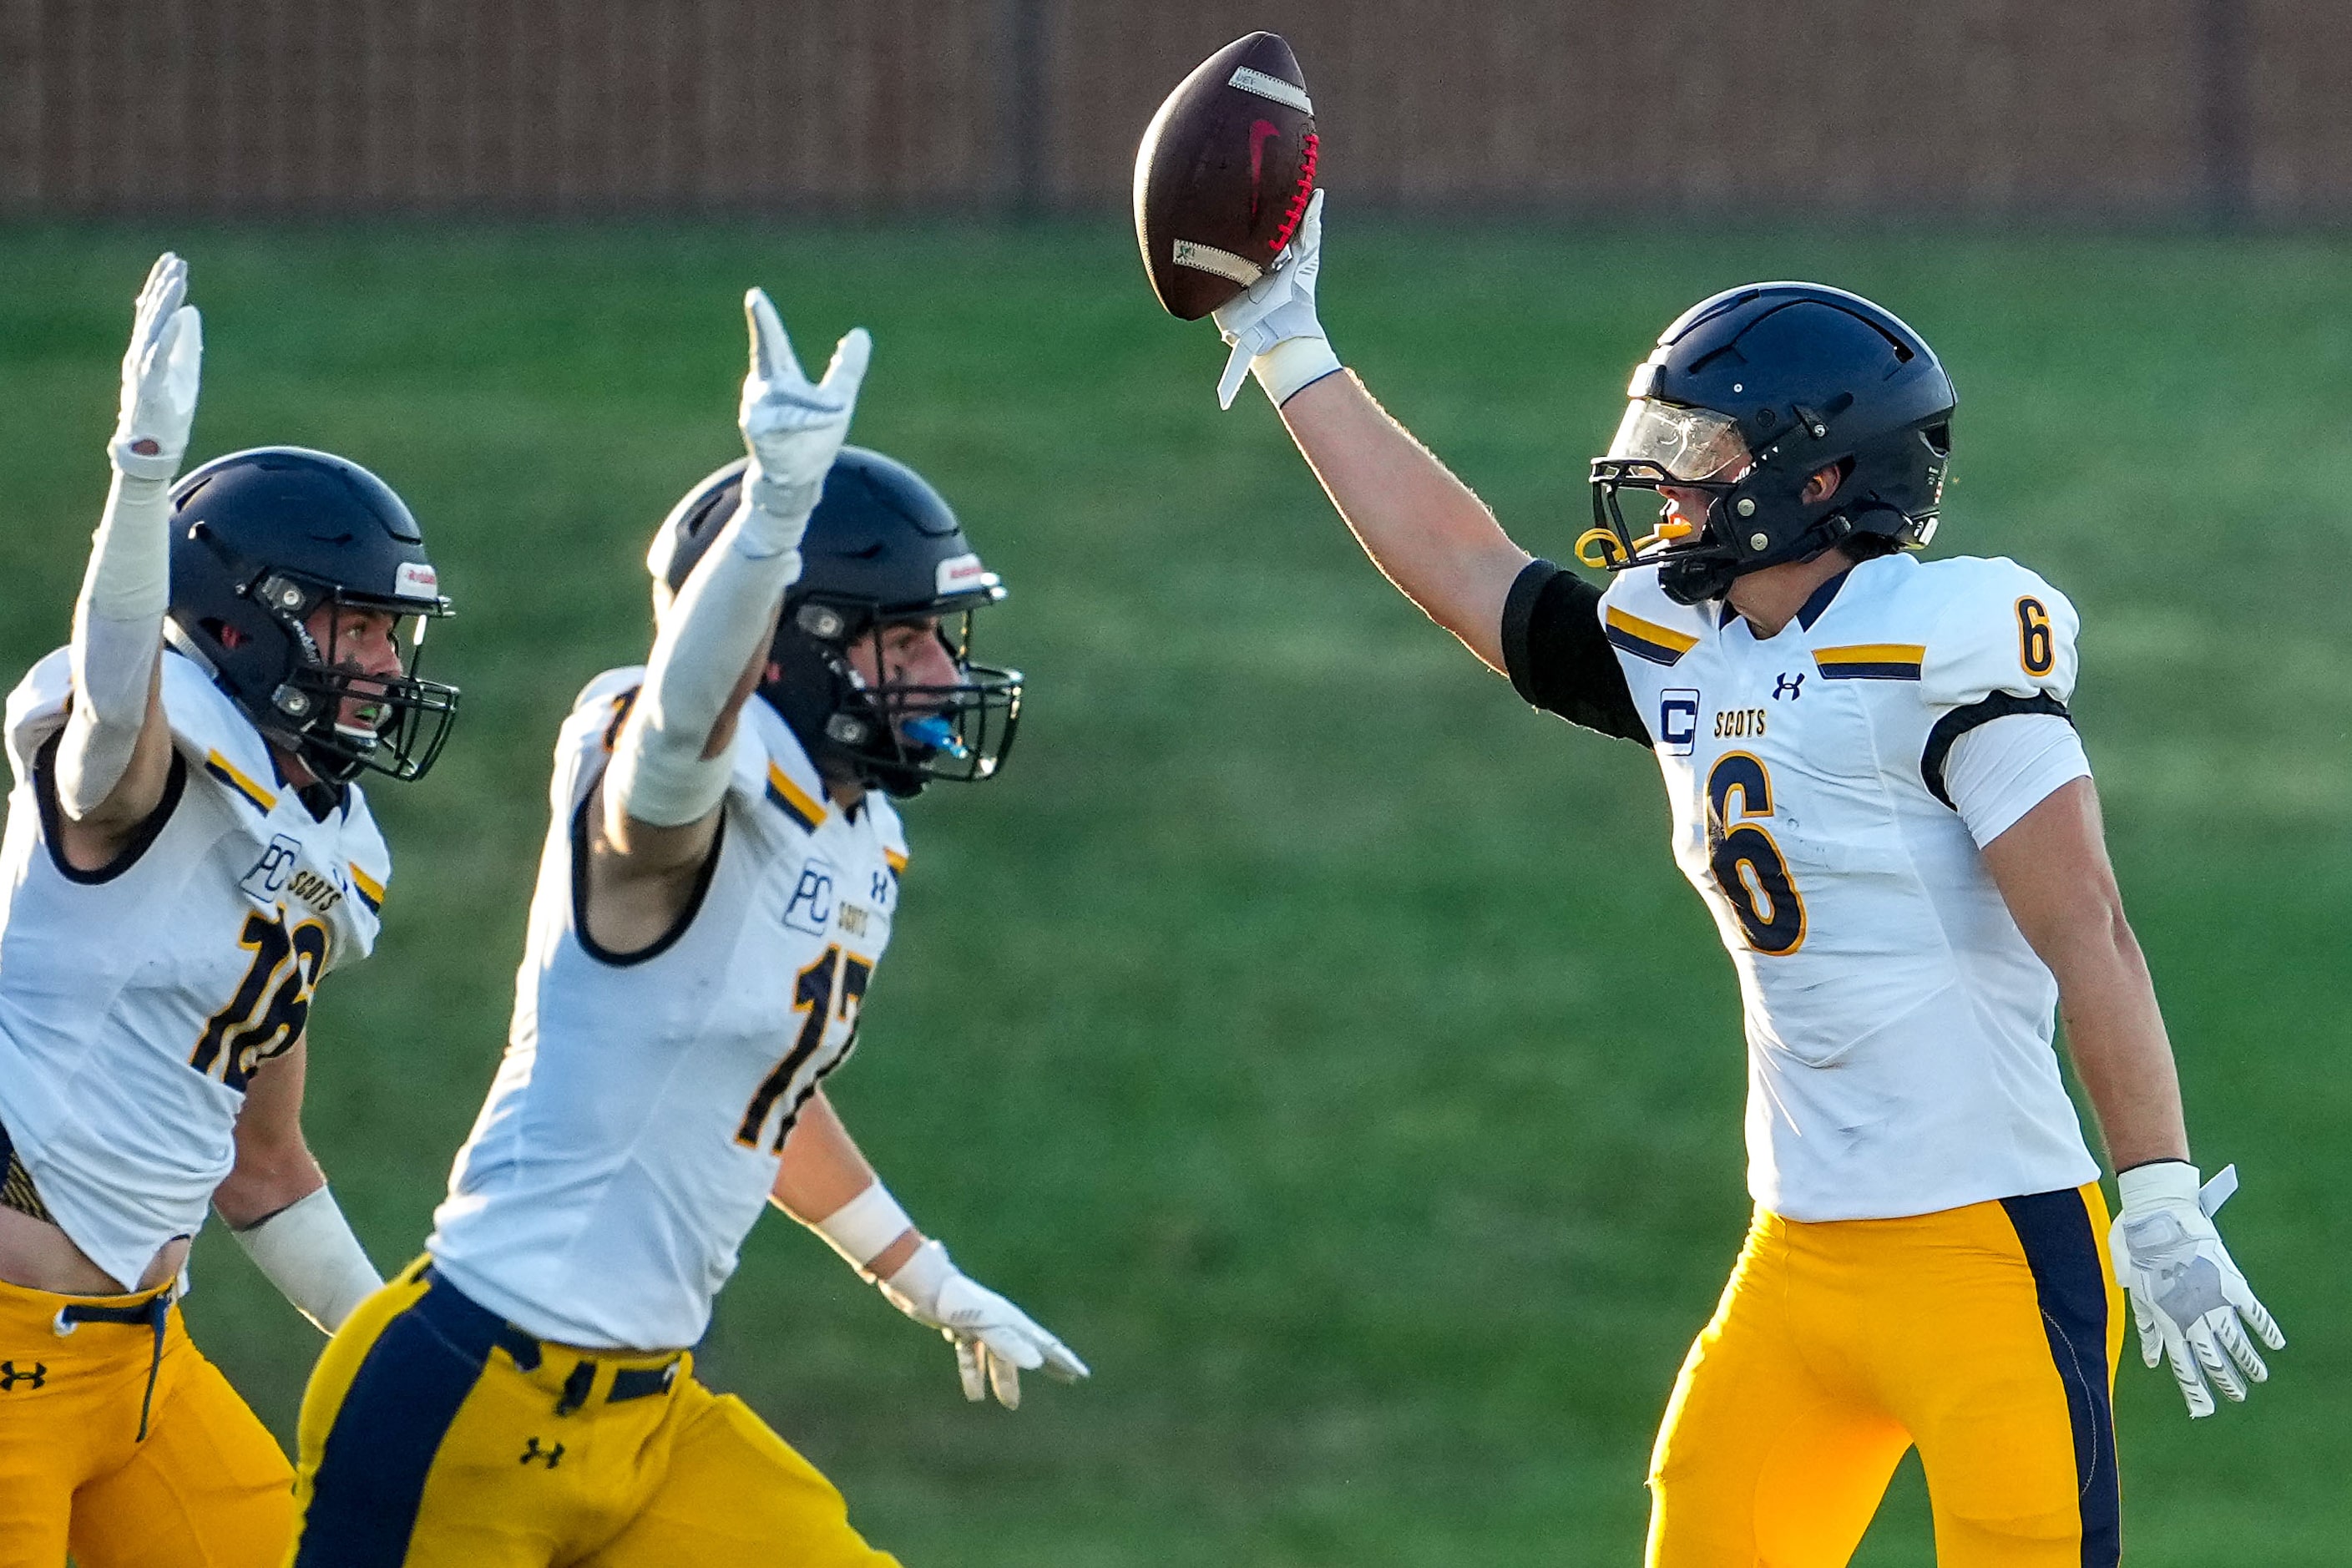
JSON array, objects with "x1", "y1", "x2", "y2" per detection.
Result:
[
  {"x1": 1255, "y1": 335, "x2": 1343, "y2": 407},
  {"x1": 812, "y1": 1181, "x2": 915, "y2": 1272},
  {"x1": 230, "y1": 1185, "x2": 382, "y2": 1334}
]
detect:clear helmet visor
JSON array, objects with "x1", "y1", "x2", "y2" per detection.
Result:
[{"x1": 1606, "y1": 398, "x2": 1751, "y2": 483}]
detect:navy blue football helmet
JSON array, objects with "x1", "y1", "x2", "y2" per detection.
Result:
[
  {"x1": 650, "y1": 447, "x2": 1019, "y2": 798},
  {"x1": 1586, "y1": 282, "x2": 1956, "y2": 605},
  {"x1": 166, "y1": 447, "x2": 458, "y2": 783}
]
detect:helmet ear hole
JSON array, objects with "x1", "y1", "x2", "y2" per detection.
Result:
[
  {"x1": 796, "y1": 603, "x2": 849, "y2": 641},
  {"x1": 202, "y1": 617, "x2": 246, "y2": 651},
  {"x1": 1922, "y1": 422, "x2": 1953, "y2": 458}
]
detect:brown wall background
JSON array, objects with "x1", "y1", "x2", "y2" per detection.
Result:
[{"x1": 3, "y1": 0, "x2": 2346, "y2": 220}]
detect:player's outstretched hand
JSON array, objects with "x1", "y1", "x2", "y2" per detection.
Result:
[
  {"x1": 1211, "y1": 187, "x2": 1333, "y2": 410},
  {"x1": 737, "y1": 287, "x2": 868, "y2": 524},
  {"x1": 111, "y1": 252, "x2": 202, "y2": 483},
  {"x1": 2110, "y1": 1161, "x2": 2284, "y2": 1418},
  {"x1": 878, "y1": 1240, "x2": 1089, "y2": 1410}
]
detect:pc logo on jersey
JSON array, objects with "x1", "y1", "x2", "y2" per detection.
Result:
[
  {"x1": 239, "y1": 835, "x2": 303, "y2": 903},
  {"x1": 782, "y1": 858, "x2": 837, "y2": 937},
  {"x1": 1659, "y1": 690, "x2": 1701, "y2": 757}
]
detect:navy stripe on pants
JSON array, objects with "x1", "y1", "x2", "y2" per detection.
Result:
[
  {"x1": 2000, "y1": 1187, "x2": 2120, "y2": 1568},
  {"x1": 295, "y1": 1275, "x2": 499, "y2": 1568}
]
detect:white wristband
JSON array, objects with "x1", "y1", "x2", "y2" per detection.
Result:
[
  {"x1": 2117, "y1": 1160, "x2": 2200, "y2": 1211},
  {"x1": 230, "y1": 1185, "x2": 382, "y2": 1334},
  {"x1": 809, "y1": 1181, "x2": 914, "y2": 1273},
  {"x1": 1253, "y1": 335, "x2": 1343, "y2": 407}
]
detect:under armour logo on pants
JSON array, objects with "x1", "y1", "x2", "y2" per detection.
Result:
[
  {"x1": 0, "y1": 1361, "x2": 47, "y2": 1390},
  {"x1": 518, "y1": 1437, "x2": 564, "y2": 1468}
]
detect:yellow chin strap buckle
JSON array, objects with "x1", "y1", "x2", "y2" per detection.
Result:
[{"x1": 1575, "y1": 527, "x2": 1630, "y2": 569}]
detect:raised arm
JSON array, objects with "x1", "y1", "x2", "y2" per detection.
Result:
[
  {"x1": 53, "y1": 254, "x2": 203, "y2": 866},
  {"x1": 585, "y1": 292, "x2": 867, "y2": 947},
  {"x1": 1213, "y1": 193, "x2": 1531, "y2": 672},
  {"x1": 776, "y1": 1088, "x2": 1086, "y2": 1409}
]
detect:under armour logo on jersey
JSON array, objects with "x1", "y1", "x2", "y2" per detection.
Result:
[
  {"x1": 518, "y1": 1437, "x2": 564, "y2": 1468},
  {"x1": 0, "y1": 1362, "x2": 46, "y2": 1391},
  {"x1": 1773, "y1": 673, "x2": 1805, "y2": 701}
]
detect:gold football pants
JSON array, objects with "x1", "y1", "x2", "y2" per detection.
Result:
[
  {"x1": 0, "y1": 1273, "x2": 294, "y2": 1567},
  {"x1": 287, "y1": 1258, "x2": 901, "y2": 1567},
  {"x1": 1646, "y1": 1183, "x2": 2125, "y2": 1567}
]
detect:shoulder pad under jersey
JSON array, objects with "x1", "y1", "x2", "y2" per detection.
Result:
[
  {"x1": 551, "y1": 665, "x2": 649, "y2": 814},
  {"x1": 6, "y1": 648, "x2": 286, "y2": 811},
  {"x1": 160, "y1": 651, "x2": 286, "y2": 814},
  {"x1": 867, "y1": 792, "x2": 910, "y2": 878},
  {"x1": 736, "y1": 695, "x2": 831, "y2": 837},
  {"x1": 3, "y1": 648, "x2": 74, "y2": 786},
  {"x1": 1914, "y1": 556, "x2": 2079, "y2": 710},
  {"x1": 1596, "y1": 565, "x2": 1712, "y2": 670},
  {"x1": 338, "y1": 783, "x2": 393, "y2": 918}
]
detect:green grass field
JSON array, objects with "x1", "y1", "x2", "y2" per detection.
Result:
[{"x1": 2, "y1": 220, "x2": 2347, "y2": 1564}]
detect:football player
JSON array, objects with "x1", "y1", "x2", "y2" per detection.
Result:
[
  {"x1": 0, "y1": 255, "x2": 460, "y2": 1565},
  {"x1": 282, "y1": 291, "x2": 1085, "y2": 1566},
  {"x1": 1201, "y1": 194, "x2": 2284, "y2": 1565}
]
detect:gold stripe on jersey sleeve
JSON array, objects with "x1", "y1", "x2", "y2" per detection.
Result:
[
  {"x1": 1813, "y1": 643, "x2": 1926, "y2": 680},
  {"x1": 347, "y1": 862, "x2": 386, "y2": 913},
  {"x1": 203, "y1": 751, "x2": 278, "y2": 812},
  {"x1": 883, "y1": 847, "x2": 908, "y2": 876},
  {"x1": 766, "y1": 762, "x2": 827, "y2": 833},
  {"x1": 1603, "y1": 607, "x2": 1702, "y2": 667}
]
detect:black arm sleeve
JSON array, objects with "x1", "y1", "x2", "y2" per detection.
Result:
[
  {"x1": 1497, "y1": 559, "x2": 1650, "y2": 745},
  {"x1": 1918, "y1": 690, "x2": 2074, "y2": 810}
]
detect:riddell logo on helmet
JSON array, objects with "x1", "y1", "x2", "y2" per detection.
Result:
[
  {"x1": 935, "y1": 554, "x2": 988, "y2": 595},
  {"x1": 394, "y1": 562, "x2": 438, "y2": 599}
]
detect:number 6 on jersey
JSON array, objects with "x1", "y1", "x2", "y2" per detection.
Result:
[{"x1": 1706, "y1": 752, "x2": 1807, "y2": 955}]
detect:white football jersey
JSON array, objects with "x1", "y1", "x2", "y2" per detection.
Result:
[
  {"x1": 1597, "y1": 553, "x2": 2100, "y2": 1222},
  {"x1": 427, "y1": 669, "x2": 909, "y2": 1351},
  {"x1": 0, "y1": 648, "x2": 390, "y2": 1288}
]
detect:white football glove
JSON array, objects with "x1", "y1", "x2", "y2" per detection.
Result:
[
  {"x1": 736, "y1": 286, "x2": 870, "y2": 539},
  {"x1": 1211, "y1": 187, "x2": 1339, "y2": 410},
  {"x1": 111, "y1": 251, "x2": 203, "y2": 482},
  {"x1": 879, "y1": 1239, "x2": 1089, "y2": 1410},
  {"x1": 2111, "y1": 1161, "x2": 2284, "y2": 1419}
]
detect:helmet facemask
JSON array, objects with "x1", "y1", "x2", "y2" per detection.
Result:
[
  {"x1": 1586, "y1": 397, "x2": 1755, "y2": 585},
  {"x1": 171, "y1": 544, "x2": 458, "y2": 785},
  {"x1": 1581, "y1": 286, "x2": 1959, "y2": 607},
  {"x1": 1587, "y1": 395, "x2": 1942, "y2": 607},
  {"x1": 281, "y1": 583, "x2": 460, "y2": 783},
  {"x1": 771, "y1": 593, "x2": 1021, "y2": 799}
]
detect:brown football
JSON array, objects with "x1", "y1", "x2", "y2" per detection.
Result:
[{"x1": 1133, "y1": 32, "x2": 1318, "y2": 321}]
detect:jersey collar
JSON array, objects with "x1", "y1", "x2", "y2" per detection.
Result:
[
  {"x1": 1795, "y1": 568, "x2": 1854, "y2": 631},
  {"x1": 1713, "y1": 566, "x2": 1854, "y2": 637}
]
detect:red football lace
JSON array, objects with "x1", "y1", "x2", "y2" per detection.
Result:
[{"x1": 1271, "y1": 133, "x2": 1318, "y2": 254}]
